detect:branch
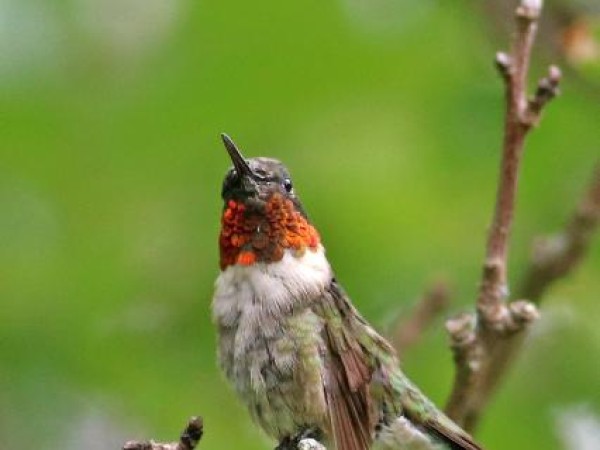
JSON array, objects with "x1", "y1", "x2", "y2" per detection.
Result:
[
  {"x1": 446, "y1": 163, "x2": 599, "y2": 432},
  {"x1": 461, "y1": 163, "x2": 600, "y2": 416},
  {"x1": 520, "y1": 163, "x2": 600, "y2": 302},
  {"x1": 121, "y1": 416, "x2": 327, "y2": 450},
  {"x1": 445, "y1": 0, "x2": 562, "y2": 431},
  {"x1": 479, "y1": 0, "x2": 560, "y2": 325},
  {"x1": 390, "y1": 280, "x2": 451, "y2": 357},
  {"x1": 123, "y1": 417, "x2": 204, "y2": 450}
]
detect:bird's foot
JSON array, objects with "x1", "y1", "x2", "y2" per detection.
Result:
[
  {"x1": 297, "y1": 438, "x2": 326, "y2": 450},
  {"x1": 275, "y1": 428, "x2": 324, "y2": 450}
]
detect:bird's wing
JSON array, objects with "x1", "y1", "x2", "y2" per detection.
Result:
[
  {"x1": 313, "y1": 280, "x2": 377, "y2": 450},
  {"x1": 315, "y1": 280, "x2": 484, "y2": 450}
]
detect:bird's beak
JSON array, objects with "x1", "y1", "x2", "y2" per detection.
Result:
[{"x1": 221, "y1": 133, "x2": 253, "y2": 178}]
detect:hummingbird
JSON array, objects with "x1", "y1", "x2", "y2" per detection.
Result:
[{"x1": 212, "y1": 134, "x2": 482, "y2": 450}]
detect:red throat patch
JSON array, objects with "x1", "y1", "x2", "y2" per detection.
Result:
[{"x1": 219, "y1": 193, "x2": 320, "y2": 270}]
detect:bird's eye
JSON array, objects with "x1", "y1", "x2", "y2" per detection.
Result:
[{"x1": 283, "y1": 178, "x2": 293, "y2": 193}]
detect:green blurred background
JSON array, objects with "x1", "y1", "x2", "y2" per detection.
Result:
[{"x1": 1, "y1": 0, "x2": 599, "y2": 449}]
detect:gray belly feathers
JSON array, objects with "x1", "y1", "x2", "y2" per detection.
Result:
[{"x1": 212, "y1": 247, "x2": 332, "y2": 439}]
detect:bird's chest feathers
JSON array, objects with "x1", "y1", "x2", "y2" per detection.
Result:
[
  {"x1": 213, "y1": 246, "x2": 331, "y2": 378},
  {"x1": 213, "y1": 246, "x2": 331, "y2": 329},
  {"x1": 212, "y1": 247, "x2": 332, "y2": 435}
]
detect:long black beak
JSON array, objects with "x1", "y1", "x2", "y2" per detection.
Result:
[{"x1": 221, "y1": 133, "x2": 253, "y2": 178}]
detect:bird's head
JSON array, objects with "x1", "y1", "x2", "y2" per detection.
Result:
[{"x1": 218, "y1": 134, "x2": 320, "y2": 270}]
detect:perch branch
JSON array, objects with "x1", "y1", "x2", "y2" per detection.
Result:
[
  {"x1": 123, "y1": 417, "x2": 204, "y2": 450},
  {"x1": 121, "y1": 416, "x2": 327, "y2": 450},
  {"x1": 445, "y1": 0, "x2": 561, "y2": 432},
  {"x1": 390, "y1": 279, "x2": 451, "y2": 357}
]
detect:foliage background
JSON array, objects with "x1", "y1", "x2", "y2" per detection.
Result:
[{"x1": 1, "y1": 1, "x2": 599, "y2": 449}]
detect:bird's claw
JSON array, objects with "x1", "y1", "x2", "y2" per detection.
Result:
[
  {"x1": 297, "y1": 438, "x2": 326, "y2": 450},
  {"x1": 275, "y1": 428, "x2": 324, "y2": 450}
]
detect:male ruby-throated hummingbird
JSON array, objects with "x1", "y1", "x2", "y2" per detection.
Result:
[{"x1": 212, "y1": 134, "x2": 483, "y2": 450}]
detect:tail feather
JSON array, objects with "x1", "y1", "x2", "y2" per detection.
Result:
[{"x1": 425, "y1": 419, "x2": 483, "y2": 450}]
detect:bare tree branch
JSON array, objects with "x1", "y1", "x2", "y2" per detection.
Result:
[
  {"x1": 457, "y1": 163, "x2": 600, "y2": 423},
  {"x1": 445, "y1": 0, "x2": 562, "y2": 431},
  {"x1": 520, "y1": 163, "x2": 600, "y2": 302},
  {"x1": 123, "y1": 417, "x2": 203, "y2": 450},
  {"x1": 478, "y1": 0, "x2": 560, "y2": 326},
  {"x1": 121, "y1": 417, "x2": 327, "y2": 450},
  {"x1": 390, "y1": 279, "x2": 451, "y2": 357}
]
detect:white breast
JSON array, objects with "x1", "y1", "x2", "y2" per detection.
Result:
[
  {"x1": 212, "y1": 245, "x2": 332, "y2": 327},
  {"x1": 211, "y1": 245, "x2": 332, "y2": 438}
]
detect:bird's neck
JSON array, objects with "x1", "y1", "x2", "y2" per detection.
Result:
[{"x1": 219, "y1": 193, "x2": 320, "y2": 270}]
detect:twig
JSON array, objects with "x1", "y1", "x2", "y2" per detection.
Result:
[
  {"x1": 390, "y1": 280, "x2": 451, "y2": 357},
  {"x1": 461, "y1": 164, "x2": 600, "y2": 419},
  {"x1": 520, "y1": 163, "x2": 600, "y2": 302},
  {"x1": 446, "y1": 164, "x2": 599, "y2": 432},
  {"x1": 445, "y1": 0, "x2": 561, "y2": 432},
  {"x1": 121, "y1": 416, "x2": 326, "y2": 450},
  {"x1": 123, "y1": 417, "x2": 204, "y2": 450},
  {"x1": 479, "y1": 0, "x2": 561, "y2": 325}
]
